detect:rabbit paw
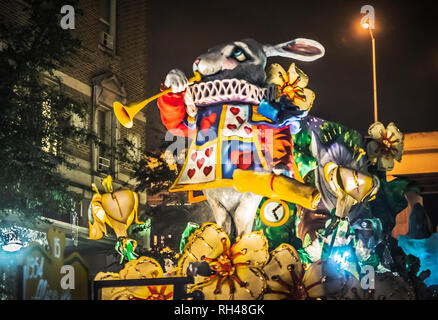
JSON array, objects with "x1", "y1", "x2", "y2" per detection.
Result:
[{"x1": 164, "y1": 68, "x2": 188, "y2": 93}]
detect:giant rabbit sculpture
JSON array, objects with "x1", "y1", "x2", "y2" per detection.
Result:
[{"x1": 157, "y1": 37, "x2": 380, "y2": 237}]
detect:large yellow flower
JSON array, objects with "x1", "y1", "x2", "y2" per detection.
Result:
[
  {"x1": 367, "y1": 122, "x2": 404, "y2": 171},
  {"x1": 177, "y1": 223, "x2": 270, "y2": 300},
  {"x1": 266, "y1": 63, "x2": 315, "y2": 112},
  {"x1": 94, "y1": 256, "x2": 173, "y2": 300}
]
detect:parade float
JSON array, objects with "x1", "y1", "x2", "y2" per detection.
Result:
[{"x1": 89, "y1": 36, "x2": 436, "y2": 300}]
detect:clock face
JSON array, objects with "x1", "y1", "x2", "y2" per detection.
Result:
[{"x1": 260, "y1": 200, "x2": 289, "y2": 227}]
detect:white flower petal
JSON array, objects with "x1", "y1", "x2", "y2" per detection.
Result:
[
  {"x1": 366, "y1": 140, "x2": 380, "y2": 159},
  {"x1": 386, "y1": 122, "x2": 404, "y2": 143},
  {"x1": 378, "y1": 154, "x2": 394, "y2": 171},
  {"x1": 368, "y1": 122, "x2": 385, "y2": 140}
]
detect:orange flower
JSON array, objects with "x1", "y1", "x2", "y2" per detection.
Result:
[{"x1": 267, "y1": 63, "x2": 315, "y2": 111}]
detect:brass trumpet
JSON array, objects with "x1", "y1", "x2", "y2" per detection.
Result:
[{"x1": 113, "y1": 72, "x2": 202, "y2": 128}]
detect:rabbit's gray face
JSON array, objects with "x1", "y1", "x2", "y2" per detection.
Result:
[{"x1": 193, "y1": 38, "x2": 267, "y2": 86}]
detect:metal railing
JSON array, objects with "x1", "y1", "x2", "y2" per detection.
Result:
[{"x1": 91, "y1": 275, "x2": 204, "y2": 300}]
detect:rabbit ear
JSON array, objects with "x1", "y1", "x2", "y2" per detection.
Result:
[{"x1": 263, "y1": 38, "x2": 325, "y2": 61}]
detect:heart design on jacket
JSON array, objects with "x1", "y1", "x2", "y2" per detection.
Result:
[
  {"x1": 187, "y1": 168, "x2": 196, "y2": 179},
  {"x1": 230, "y1": 107, "x2": 240, "y2": 115},
  {"x1": 197, "y1": 158, "x2": 205, "y2": 169},
  {"x1": 203, "y1": 166, "x2": 213, "y2": 176},
  {"x1": 205, "y1": 147, "x2": 213, "y2": 157}
]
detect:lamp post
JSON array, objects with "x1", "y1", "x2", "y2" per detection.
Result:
[{"x1": 362, "y1": 21, "x2": 378, "y2": 123}]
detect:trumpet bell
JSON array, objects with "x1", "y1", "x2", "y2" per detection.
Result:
[
  {"x1": 114, "y1": 101, "x2": 134, "y2": 128},
  {"x1": 113, "y1": 72, "x2": 202, "y2": 128}
]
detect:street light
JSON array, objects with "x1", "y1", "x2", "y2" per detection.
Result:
[{"x1": 362, "y1": 19, "x2": 378, "y2": 123}]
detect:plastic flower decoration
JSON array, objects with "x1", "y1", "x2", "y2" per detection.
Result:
[
  {"x1": 94, "y1": 256, "x2": 173, "y2": 300},
  {"x1": 177, "y1": 223, "x2": 270, "y2": 300},
  {"x1": 367, "y1": 122, "x2": 404, "y2": 171},
  {"x1": 267, "y1": 62, "x2": 315, "y2": 112}
]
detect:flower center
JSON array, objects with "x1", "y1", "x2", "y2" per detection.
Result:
[
  {"x1": 214, "y1": 254, "x2": 235, "y2": 277},
  {"x1": 378, "y1": 131, "x2": 398, "y2": 155},
  {"x1": 148, "y1": 293, "x2": 165, "y2": 300},
  {"x1": 145, "y1": 286, "x2": 173, "y2": 300},
  {"x1": 203, "y1": 238, "x2": 249, "y2": 295},
  {"x1": 282, "y1": 85, "x2": 296, "y2": 99}
]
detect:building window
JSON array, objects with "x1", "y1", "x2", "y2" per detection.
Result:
[
  {"x1": 92, "y1": 74, "x2": 126, "y2": 176},
  {"x1": 127, "y1": 133, "x2": 141, "y2": 162},
  {"x1": 99, "y1": 0, "x2": 117, "y2": 54},
  {"x1": 96, "y1": 108, "x2": 114, "y2": 173}
]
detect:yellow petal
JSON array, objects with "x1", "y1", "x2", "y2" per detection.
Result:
[
  {"x1": 232, "y1": 230, "x2": 269, "y2": 268},
  {"x1": 293, "y1": 88, "x2": 315, "y2": 111},
  {"x1": 94, "y1": 272, "x2": 124, "y2": 300},
  {"x1": 186, "y1": 223, "x2": 230, "y2": 260},
  {"x1": 119, "y1": 256, "x2": 164, "y2": 298},
  {"x1": 233, "y1": 267, "x2": 267, "y2": 300},
  {"x1": 189, "y1": 268, "x2": 266, "y2": 300},
  {"x1": 267, "y1": 63, "x2": 288, "y2": 86},
  {"x1": 178, "y1": 223, "x2": 230, "y2": 276},
  {"x1": 287, "y1": 63, "x2": 309, "y2": 87},
  {"x1": 263, "y1": 243, "x2": 303, "y2": 295},
  {"x1": 110, "y1": 290, "x2": 136, "y2": 300},
  {"x1": 191, "y1": 277, "x2": 233, "y2": 300},
  {"x1": 120, "y1": 256, "x2": 164, "y2": 279}
]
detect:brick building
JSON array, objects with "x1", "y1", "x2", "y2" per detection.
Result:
[{"x1": 0, "y1": 0, "x2": 150, "y2": 275}]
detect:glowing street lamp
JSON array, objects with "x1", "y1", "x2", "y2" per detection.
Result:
[{"x1": 362, "y1": 18, "x2": 378, "y2": 123}]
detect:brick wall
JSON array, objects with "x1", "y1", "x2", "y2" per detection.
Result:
[{"x1": 60, "y1": 0, "x2": 148, "y2": 103}]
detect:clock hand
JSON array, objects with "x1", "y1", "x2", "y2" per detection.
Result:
[{"x1": 272, "y1": 203, "x2": 282, "y2": 220}]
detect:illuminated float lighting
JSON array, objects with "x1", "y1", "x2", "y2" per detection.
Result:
[
  {"x1": 2, "y1": 239, "x2": 23, "y2": 252},
  {"x1": 2, "y1": 231, "x2": 23, "y2": 252},
  {"x1": 330, "y1": 247, "x2": 354, "y2": 270}
]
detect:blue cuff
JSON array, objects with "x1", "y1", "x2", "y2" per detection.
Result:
[{"x1": 258, "y1": 100, "x2": 279, "y2": 121}]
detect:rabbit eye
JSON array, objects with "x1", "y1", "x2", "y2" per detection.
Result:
[{"x1": 232, "y1": 47, "x2": 246, "y2": 62}]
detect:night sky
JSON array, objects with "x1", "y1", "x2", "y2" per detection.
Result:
[{"x1": 144, "y1": 0, "x2": 438, "y2": 149}]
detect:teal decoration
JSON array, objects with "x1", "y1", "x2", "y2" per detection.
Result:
[
  {"x1": 115, "y1": 237, "x2": 138, "y2": 264},
  {"x1": 292, "y1": 128, "x2": 318, "y2": 179},
  {"x1": 297, "y1": 248, "x2": 313, "y2": 265},
  {"x1": 179, "y1": 222, "x2": 200, "y2": 253},
  {"x1": 398, "y1": 233, "x2": 438, "y2": 287},
  {"x1": 369, "y1": 176, "x2": 418, "y2": 233},
  {"x1": 360, "y1": 253, "x2": 380, "y2": 269}
]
